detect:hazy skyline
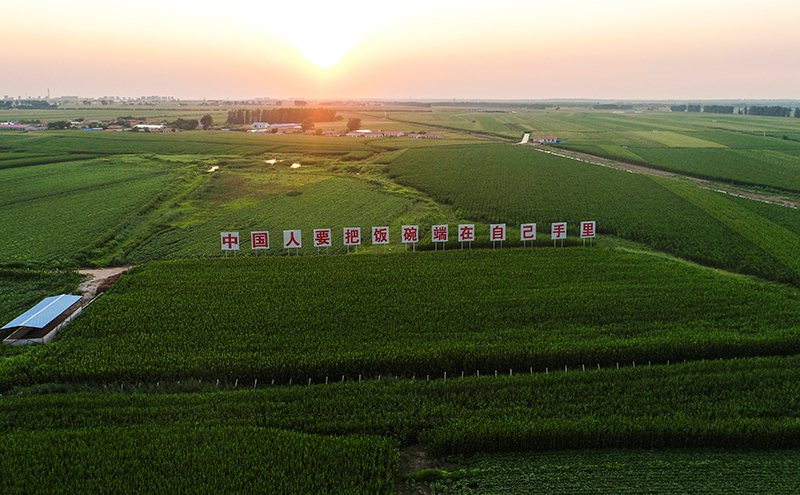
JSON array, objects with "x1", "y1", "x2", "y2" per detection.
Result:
[{"x1": 4, "y1": 0, "x2": 799, "y2": 101}]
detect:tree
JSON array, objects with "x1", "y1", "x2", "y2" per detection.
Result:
[
  {"x1": 169, "y1": 118, "x2": 199, "y2": 131},
  {"x1": 347, "y1": 117, "x2": 361, "y2": 132},
  {"x1": 200, "y1": 114, "x2": 213, "y2": 130},
  {"x1": 47, "y1": 121, "x2": 71, "y2": 130},
  {"x1": 301, "y1": 118, "x2": 315, "y2": 132},
  {"x1": 794, "y1": 108, "x2": 800, "y2": 118}
]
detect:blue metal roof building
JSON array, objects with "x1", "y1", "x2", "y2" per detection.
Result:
[{"x1": 2, "y1": 294, "x2": 83, "y2": 345}]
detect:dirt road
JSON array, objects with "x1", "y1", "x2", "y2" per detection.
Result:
[{"x1": 77, "y1": 266, "x2": 132, "y2": 299}]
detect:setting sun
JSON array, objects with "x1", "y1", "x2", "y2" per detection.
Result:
[
  {"x1": 264, "y1": 5, "x2": 390, "y2": 69},
  {"x1": 295, "y1": 41, "x2": 349, "y2": 69}
]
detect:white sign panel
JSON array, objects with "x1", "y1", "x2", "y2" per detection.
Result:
[
  {"x1": 458, "y1": 224, "x2": 475, "y2": 242},
  {"x1": 313, "y1": 229, "x2": 332, "y2": 247},
  {"x1": 221, "y1": 232, "x2": 240, "y2": 251},
  {"x1": 283, "y1": 230, "x2": 302, "y2": 249},
  {"x1": 251, "y1": 231, "x2": 269, "y2": 249},
  {"x1": 343, "y1": 227, "x2": 361, "y2": 246},
  {"x1": 551, "y1": 222, "x2": 567, "y2": 240},
  {"x1": 490, "y1": 224, "x2": 506, "y2": 242},
  {"x1": 432, "y1": 225, "x2": 449, "y2": 243},
  {"x1": 402, "y1": 226, "x2": 419, "y2": 244},
  {"x1": 580, "y1": 221, "x2": 596, "y2": 238},
  {"x1": 520, "y1": 223, "x2": 537, "y2": 241},
  {"x1": 372, "y1": 227, "x2": 389, "y2": 245}
]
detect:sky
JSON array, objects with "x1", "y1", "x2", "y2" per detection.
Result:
[{"x1": 4, "y1": 0, "x2": 799, "y2": 101}]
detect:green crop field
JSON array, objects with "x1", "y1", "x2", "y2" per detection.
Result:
[
  {"x1": 385, "y1": 143, "x2": 800, "y2": 285},
  {"x1": 369, "y1": 108, "x2": 800, "y2": 193},
  {"x1": 3, "y1": 248, "x2": 800, "y2": 390},
  {"x1": 0, "y1": 155, "x2": 188, "y2": 265},
  {"x1": 0, "y1": 426, "x2": 397, "y2": 495},
  {"x1": 429, "y1": 449, "x2": 800, "y2": 494},
  {"x1": 4, "y1": 355, "x2": 800, "y2": 493},
  {"x1": 4, "y1": 106, "x2": 800, "y2": 493}
]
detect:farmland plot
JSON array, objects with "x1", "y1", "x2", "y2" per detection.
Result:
[
  {"x1": 431, "y1": 449, "x2": 800, "y2": 494},
  {"x1": 3, "y1": 248, "x2": 800, "y2": 389},
  {"x1": 385, "y1": 143, "x2": 800, "y2": 284},
  {"x1": 0, "y1": 156, "x2": 188, "y2": 265}
]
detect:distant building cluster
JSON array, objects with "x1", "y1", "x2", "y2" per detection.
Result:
[
  {"x1": 0, "y1": 119, "x2": 181, "y2": 133},
  {"x1": 246, "y1": 123, "x2": 444, "y2": 139}
]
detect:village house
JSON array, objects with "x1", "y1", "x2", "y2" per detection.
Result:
[{"x1": 0, "y1": 123, "x2": 38, "y2": 131}]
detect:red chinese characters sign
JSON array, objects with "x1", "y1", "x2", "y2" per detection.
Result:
[
  {"x1": 458, "y1": 224, "x2": 475, "y2": 242},
  {"x1": 313, "y1": 229, "x2": 331, "y2": 247},
  {"x1": 221, "y1": 232, "x2": 240, "y2": 251},
  {"x1": 580, "y1": 221, "x2": 596, "y2": 238},
  {"x1": 432, "y1": 225, "x2": 448, "y2": 243},
  {"x1": 520, "y1": 223, "x2": 537, "y2": 241},
  {"x1": 372, "y1": 227, "x2": 389, "y2": 245},
  {"x1": 551, "y1": 222, "x2": 567, "y2": 240},
  {"x1": 251, "y1": 231, "x2": 269, "y2": 249},
  {"x1": 283, "y1": 230, "x2": 302, "y2": 249},
  {"x1": 490, "y1": 224, "x2": 506, "y2": 242},
  {"x1": 343, "y1": 227, "x2": 361, "y2": 246},
  {"x1": 402, "y1": 225, "x2": 419, "y2": 244}
]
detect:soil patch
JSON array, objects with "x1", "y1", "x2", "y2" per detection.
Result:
[
  {"x1": 77, "y1": 266, "x2": 132, "y2": 302},
  {"x1": 398, "y1": 445, "x2": 434, "y2": 495}
]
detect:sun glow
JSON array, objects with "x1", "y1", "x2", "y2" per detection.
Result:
[
  {"x1": 296, "y1": 42, "x2": 350, "y2": 69},
  {"x1": 264, "y1": 5, "x2": 397, "y2": 69}
]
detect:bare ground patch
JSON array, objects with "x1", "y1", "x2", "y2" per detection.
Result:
[{"x1": 77, "y1": 266, "x2": 132, "y2": 302}]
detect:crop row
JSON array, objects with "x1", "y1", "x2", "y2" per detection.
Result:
[
  {"x1": 0, "y1": 426, "x2": 396, "y2": 495},
  {"x1": 0, "y1": 164, "x2": 182, "y2": 265},
  {"x1": 432, "y1": 449, "x2": 800, "y2": 494},
  {"x1": 4, "y1": 355, "x2": 800, "y2": 455},
  {"x1": 3, "y1": 248, "x2": 800, "y2": 389},
  {"x1": 385, "y1": 143, "x2": 800, "y2": 284}
]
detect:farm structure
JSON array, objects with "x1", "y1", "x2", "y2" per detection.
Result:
[
  {"x1": 250, "y1": 123, "x2": 303, "y2": 133},
  {"x1": 2, "y1": 294, "x2": 83, "y2": 346},
  {"x1": 0, "y1": 124, "x2": 38, "y2": 131}
]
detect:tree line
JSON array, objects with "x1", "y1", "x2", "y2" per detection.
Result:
[
  {"x1": 1, "y1": 100, "x2": 58, "y2": 110},
  {"x1": 670, "y1": 104, "x2": 799, "y2": 117},
  {"x1": 226, "y1": 108, "x2": 339, "y2": 125},
  {"x1": 745, "y1": 106, "x2": 794, "y2": 117}
]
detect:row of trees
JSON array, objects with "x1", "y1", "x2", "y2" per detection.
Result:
[
  {"x1": 226, "y1": 108, "x2": 339, "y2": 125},
  {"x1": 1, "y1": 100, "x2": 58, "y2": 110},
  {"x1": 670, "y1": 105, "x2": 702, "y2": 112},
  {"x1": 745, "y1": 106, "x2": 794, "y2": 117},
  {"x1": 702, "y1": 105, "x2": 735, "y2": 114},
  {"x1": 670, "y1": 104, "x2": 799, "y2": 117}
]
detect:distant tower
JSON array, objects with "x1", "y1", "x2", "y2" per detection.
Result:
[{"x1": 47, "y1": 88, "x2": 50, "y2": 99}]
